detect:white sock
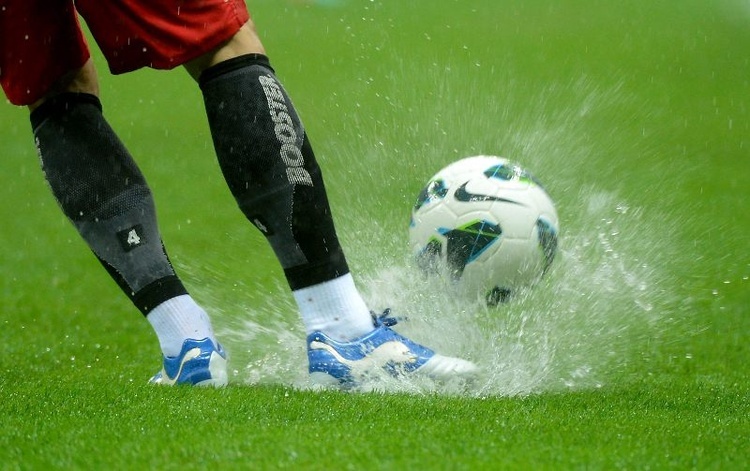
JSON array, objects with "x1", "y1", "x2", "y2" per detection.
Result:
[
  {"x1": 147, "y1": 294, "x2": 217, "y2": 357},
  {"x1": 293, "y1": 273, "x2": 374, "y2": 342}
]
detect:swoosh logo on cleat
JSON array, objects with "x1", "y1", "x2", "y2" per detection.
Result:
[
  {"x1": 454, "y1": 181, "x2": 524, "y2": 204},
  {"x1": 160, "y1": 347, "x2": 202, "y2": 385}
]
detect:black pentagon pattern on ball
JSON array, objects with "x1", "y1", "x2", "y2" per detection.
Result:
[
  {"x1": 415, "y1": 238, "x2": 443, "y2": 276},
  {"x1": 413, "y1": 178, "x2": 449, "y2": 212},
  {"x1": 486, "y1": 286, "x2": 513, "y2": 306},
  {"x1": 484, "y1": 162, "x2": 550, "y2": 194},
  {"x1": 483, "y1": 163, "x2": 517, "y2": 181},
  {"x1": 536, "y1": 217, "x2": 558, "y2": 273},
  {"x1": 439, "y1": 219, "x2": 503, "y2": 280}
]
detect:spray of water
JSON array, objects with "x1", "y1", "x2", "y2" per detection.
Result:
[
  {"x1": 189, "y1": 65, "x2": 680, "y2": 396},
  {"x1": 358, "y1": 189, "x2": 668, "y2": 396},
  {"x1": 197, "y1": 187, "x2": 669, "y2": 397}
]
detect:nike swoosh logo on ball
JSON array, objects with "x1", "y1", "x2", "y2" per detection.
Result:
[{"x1": 454, "y1": 181, "x2": 524, "y2": 204}]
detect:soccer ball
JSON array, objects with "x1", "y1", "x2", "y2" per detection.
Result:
[{"x1": 409, "y1": 155, "x2": 559, "y2": 305}]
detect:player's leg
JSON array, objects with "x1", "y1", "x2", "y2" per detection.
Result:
[
  {"x1": 186, "y1": 20, "x2": 479, "y2": 386},
  {"x1": 31, "y1": 81, "x2": 226, "y2": 386},
  {"x1": 70, "y1": 0, "x2": 477, "y2": 386},
  {"x1": 1, "y1": 2, "x2": 225, "y2": 386},
  {"x1": 186, "y1": 23, "x2": 376, "y2": 341},
  {"x1": 188, "y1": 36, "x2": 375, "y2": 344}
]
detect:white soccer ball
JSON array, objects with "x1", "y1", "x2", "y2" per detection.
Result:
[{"x1": 409, "y1": 155, "x2": 559, "y2": 305}]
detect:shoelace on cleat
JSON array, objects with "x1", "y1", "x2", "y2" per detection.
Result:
[{"x1": 370, "y1": 308, "x2": 406, "y2": 327}]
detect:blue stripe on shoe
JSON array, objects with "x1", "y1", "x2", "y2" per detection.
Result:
[
  {"x1": 152, "y1": 338, "x2": 227, "y2": 386},
  {"x1": 307, "y1": 326, "x2": 436, "y2": 385}
]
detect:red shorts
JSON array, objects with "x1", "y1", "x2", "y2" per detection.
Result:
[{"x1": 0, "y1": 0, "x2": 250, "y2": 106}]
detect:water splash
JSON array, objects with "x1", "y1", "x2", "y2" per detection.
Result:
[
  {"x1": 355, "y1": 189, "x2": 668, "y2": 396},
  {"x1": 196, "y1": 187, "x2": 670, "y2": 397},
  {"x1": 195, "y1": 67, "x2": 677, "y2": 396}
]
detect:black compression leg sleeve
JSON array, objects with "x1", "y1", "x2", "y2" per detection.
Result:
[
  {"x1": 30, "y1": 93, "x2": 187, "y2": 314},
  {"x1": 199, "y1": 54, "x2": 349, "y2": 290}
]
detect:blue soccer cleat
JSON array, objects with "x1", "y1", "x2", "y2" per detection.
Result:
[
  {"x1": 307, "y1": 310, "x2": 479, "y2": 388},
  {"x1": 149, "y1": 338, "x2": 228, "y2": 387}
]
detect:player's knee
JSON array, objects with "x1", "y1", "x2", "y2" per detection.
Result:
[{"x1": 29, "y1": 59, "x2": 100, "y2": 111}]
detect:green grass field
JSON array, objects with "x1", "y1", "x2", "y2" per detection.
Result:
[{"x1": 1, "y1": 0, "x2": 749, "y2": 469}]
